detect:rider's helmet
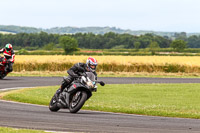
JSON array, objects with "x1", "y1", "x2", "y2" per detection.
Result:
[
  {"x1": 5, "y1": 43, "x2": 12, "y2": 52},
  {"x1": 86, "y1": 57, "x2": 98, "y2": 72}
]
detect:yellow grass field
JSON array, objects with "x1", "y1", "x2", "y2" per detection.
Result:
[
  {"x1": 14, "y1": 55, "x2": 200, "y2": 66},
  {"x1": 12, "y1": 55, "x2": 200, "y2": 73}
]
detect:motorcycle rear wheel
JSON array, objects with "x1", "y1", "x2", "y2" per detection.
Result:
[
  {"x1": 49, "y1": 94, "x2": 60, "y2": 112},
  {"x1": 69, "y1": 91, "x2": 87, "y2": 113},
  {"x1": 0, "y1": 71, "x2": 6, "y2": 79}
]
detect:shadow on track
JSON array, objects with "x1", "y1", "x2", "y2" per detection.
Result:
[{"x1": 53, "y1": 110, "x2": 109, "y2": 115}]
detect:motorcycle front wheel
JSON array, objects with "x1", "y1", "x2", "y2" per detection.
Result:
[
  {"x1": 69, "y1": 91, "x2": 87, "y2": 113},
  {"x1": 49, "y1": 93, "x2": 60, "y2": 112}
]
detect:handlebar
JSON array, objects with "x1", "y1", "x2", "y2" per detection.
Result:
[{"x1": 95, "y1": 81, "x2": 105, "y2": 86}]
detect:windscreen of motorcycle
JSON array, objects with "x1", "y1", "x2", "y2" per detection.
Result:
[{"x1": 86, "y1": 72, "x2": 95, "y2": 81}]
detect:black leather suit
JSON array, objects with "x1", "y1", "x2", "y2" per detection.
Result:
[{"x1": 60, "y1": 62, "x2": 97, "y2": 91}]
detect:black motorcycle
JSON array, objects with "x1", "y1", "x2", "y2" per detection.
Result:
[{"x1": 49, "y1": 72, "x2": 105, "y2": 113}]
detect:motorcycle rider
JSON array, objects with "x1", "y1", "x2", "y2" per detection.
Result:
[
  {"x1": 56, "y1": 57, "x2": 98, "y2": 95},
  {"x1": 0, "y1": 43, "x2": 15, "y2": 74}
]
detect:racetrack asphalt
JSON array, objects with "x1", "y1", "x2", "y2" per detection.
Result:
[
  {"x1": 1, "y1": 76, "x2": 200, "y2": 133},
  {"x1": 1, "y1": 76, "x2": 200, "y2": 89},
  {"x1": 1, "y1": 100, "x2": 200, "y2": 133}
]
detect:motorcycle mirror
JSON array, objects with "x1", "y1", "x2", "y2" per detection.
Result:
[{"x1": 100, "y1": 81, "x2": 105, "y2": 86}]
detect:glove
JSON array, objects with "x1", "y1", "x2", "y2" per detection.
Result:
[{"x1": 99, "y1": 81, "x2": 105, "y2": 86}]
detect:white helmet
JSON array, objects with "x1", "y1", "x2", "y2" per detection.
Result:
[{"x1": 86, "y1": 57, "x2": 98, "y2": 72}]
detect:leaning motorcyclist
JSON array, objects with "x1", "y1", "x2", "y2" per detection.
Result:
[
  {"x1": 56, "y1": 57, "x2": 98, "y2": 95},
  {"x1": 0, "y1": 43, "x2": 15, "y2": 74}
]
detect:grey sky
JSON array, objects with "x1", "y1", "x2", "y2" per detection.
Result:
[{"x1": 0, "y1": 0, "x2": 199, "y2": 32}]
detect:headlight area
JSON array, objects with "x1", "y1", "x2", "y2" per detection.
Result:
[{"x1": 87, "y1": 81, "x2": 94, "y2": 88}]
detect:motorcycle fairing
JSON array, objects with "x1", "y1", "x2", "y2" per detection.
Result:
[
  {"x1": 61, "y1": 83, "x2": 86, "y2": 108},
  {"x1": 67, "y1": 83, "x2": 85, "y2": 93},
  {"x1": 0, "y1": 57, "x2": 8, "y2": 79},
  {"x1": 68, "y1": 82, "x2": 92, "y2": 100}
]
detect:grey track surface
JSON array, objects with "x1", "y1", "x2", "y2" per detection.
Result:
[
  {"x1": 1, "y1": 76, "x2": 200, "y2": 89},
  {"x1": 0, "y1": 100, "x2": 200, "y2": 133},
  {"x1": 1, "y1": 76, "x2": 200, "y2": 132}
]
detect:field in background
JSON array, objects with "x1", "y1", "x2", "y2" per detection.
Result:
[
  {"x1": 13, "y1": 55, "x2": 200, "y2": 74},
  {"x1": 0, "y1": 31, "x2": 16, "y2": 34}
]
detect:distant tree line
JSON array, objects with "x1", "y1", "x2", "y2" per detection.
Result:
[
  {"x1": 0, "y1": 25, "x2": 178, "y2": 36},
  {"x1": 0, "y1": 32, "x2": 59, "y2": 49},
  {"x1": 0, "y1": 31, "x2": 200, "y2": 50}
]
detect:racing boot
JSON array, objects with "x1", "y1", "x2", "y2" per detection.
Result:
[
  {"x1": 56, "y1": 88, "x2": 62, "y2": 95},
  {"x1": 60, "y1": 77, "x2": 72, "y2": 92},
  {"x1": 56, "y1": 80, "x2": 68, "y2": 97},
  {"x1": 55, "y1": 80, "x2": 68, "y2": 97}
]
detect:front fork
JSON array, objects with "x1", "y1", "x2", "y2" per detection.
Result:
[
  {"x1": 64, "y1": 92, "x2": 70, "y2": 108},
  {"x1": 56, "y1": 92, "x2": 69, "y2": 109},
  {"x1": 61, "y1": 91, "x2": 80, "y2": 108}
]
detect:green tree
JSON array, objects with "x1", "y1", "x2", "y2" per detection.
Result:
[
  {"x1": 59, "y1": 36, "x2": 78, "y2": 54},
  {"x1": 134, "y1": 41, "x2": 141, "y2": 50},
  {"x1": 17, "y1": 48, "x2": 28, "y2": 55},
  {"x1": 138, "y1": 34, "x2": 154, "y2": 48},
  {"x1": 187, "y1": 35, "x2": 200, "y2": 48},
  {"x1": 174, "y1": 32, "x2": 187, "y2": 41},
  {"x1": 148, "y1": 41, "x2": 160, "y2": 55},
  {"x1": 43, "y1": 42, "x2": 55, "y2": 50},
  {"x1": 170, "y1": 40, "x2": 187, "y2": 52}
]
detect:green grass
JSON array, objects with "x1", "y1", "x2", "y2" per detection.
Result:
[
  {"x1": 0, "y1": 127, "x2": 50, "y2": 133},
  {"x1": 1, "y1": 84, "x2": 200, "y2": 119}
]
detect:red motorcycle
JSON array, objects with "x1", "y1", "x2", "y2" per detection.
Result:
[{"x1": 0, "y1": 56, "x2": 9, "y2": 79}]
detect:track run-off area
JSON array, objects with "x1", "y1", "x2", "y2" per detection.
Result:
[{"x1": 1, "y1": 76, "x2": 200, "y2": 133}]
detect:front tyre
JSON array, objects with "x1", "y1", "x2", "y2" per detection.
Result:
[
  {"x1": 49, "y1": 94, "x2": 60, "y2": 112},
  {"x1": 69, "y1": 91, "x2": 87, "y2": 113}
]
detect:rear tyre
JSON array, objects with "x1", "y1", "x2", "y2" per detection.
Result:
[
  {"x1": 49, "y1": 94, "x2": 60, "y2": 112},
  {"x1": 69, "y1": 91, "x2": 87, "y2": 113},
  {"x1": 0, "y1": 71, "x2": 6, "y2": 80}
]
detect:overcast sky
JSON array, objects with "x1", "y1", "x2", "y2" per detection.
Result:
[{"x1": 0, "y1": 0, "x2": 200, "y2": 33}]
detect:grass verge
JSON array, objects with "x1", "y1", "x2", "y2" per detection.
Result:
[
  {"x1": 1, "y1": 84, "x2": 200, "y2": 119},
  {"x1": 0, "y1": 127, "x2": 50, "y2": 133}
]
